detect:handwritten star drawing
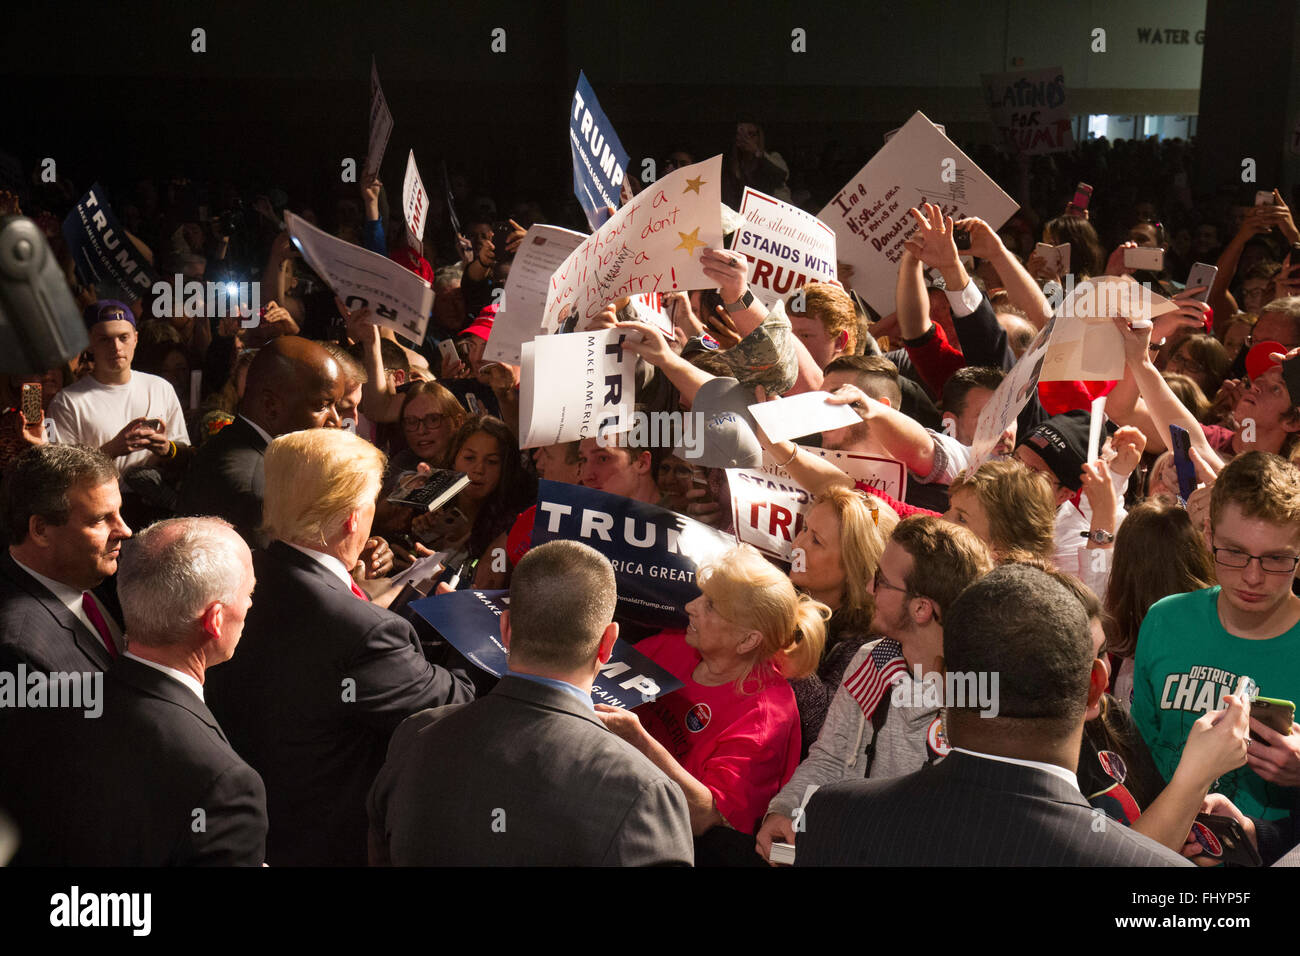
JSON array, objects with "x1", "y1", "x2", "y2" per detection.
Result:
[
  {"x1": 682, "y1": 176, "x2": 705, "y2": 195},
  {"x1": 675, "y1": 227, "x2": 706, "y2": 256}
]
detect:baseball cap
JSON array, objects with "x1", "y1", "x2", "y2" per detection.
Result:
[
  {"x1": 1245, "y1": 340, "x2": 1286, "y2": 383},
  {"x1": 1018, "y1": 409, "x2": 1114, "y2": 492},
  {"x1": 460, "y1": 305, "x2": 497, "y2": 343},
  {"x1": 678, "y1": 376, "x2": 764, "y2": 469},
  {"x1": 83, "y1": 299, "x2": 135, "y2": 330}
]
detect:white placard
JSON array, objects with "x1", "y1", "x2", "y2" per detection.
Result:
[
  {"x1": 1039, "y1": 276, "x2": 1177, "y2": 382},
  {"x1": 981, "y1": 67, "x2": 1074, "y2": 156},
  {"x1": 733, "y1": 187, "x2": 837, "y2": 308},
  {"x1": 627, "y1": 292, "x2": 674, "y2": 337},
  {"x1": 364, "y1": 57, "x2": 394, "y2": 183},
  {"x1": 519, "y1": 328, "x2": 637, "y2": 448},
  {"x1": 747, "y1": 391, "x2": 860, "y2": 444},
  {"x1": 543, "y1": 155, "x2": 723, "y2": 333},
  {"x1": 970, "y1": 320, "x2": 1054, "y2": 468},
  {"x1": 285, "y1": 211, "x2": 432, "y2": 344},
  {"x1": 1034, "y1": 241, "x2": 1071, "y2": 276},
  {"x1": 401, "y1": 150, "x2": 428, "y2": 245},
  {"x1": 759, "y1": 447, "x2": 908, "y2": 502},
  {"x1": 727, "y1": 467, "x2": 812, "y2": 560},
  {"x1": 819, "y1": 112, "x2": 1019, "y2": 317},
  {"x1": 485, "y1": 224, "x2": 588, "y2": 365}
]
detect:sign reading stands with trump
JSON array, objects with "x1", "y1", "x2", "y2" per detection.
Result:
[
  {"x1": 543, "y1": 155, "x2": 723, "y2": 334},
  {"x1": 285, "y1": 210, "x2": 433, "y2": 344},
  {"x1": 530, "y1": 480, "x2": 736, "y2": 630},
  {"x1": 407, "y1": 589, "x2": 683, "y2": 708},
  {"x1": 819, "y1": 112, "x2": 1018, "y2": 317}
]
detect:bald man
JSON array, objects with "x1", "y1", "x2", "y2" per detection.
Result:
[{"x1": 177, "y1": 336, "x2": 345, "y2": 547}]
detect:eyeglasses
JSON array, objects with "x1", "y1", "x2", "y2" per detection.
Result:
[
  {"x1": 403, "y1": 413, "x2": 447, "y2": 432},
  {"x1": 872, "y1": 567, "x2": 909, "y2": 594},
  {"x1": 1212, "y1": 546, "x2": 1300, "y2": 574}
]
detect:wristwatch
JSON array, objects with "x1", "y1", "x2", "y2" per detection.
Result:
[
  {"x1": 723, "y1": 289, "x2": 755, "y2": 313},
  {"x1": 1080, "y1": 529, "x2": 1115, "y2": 545}
]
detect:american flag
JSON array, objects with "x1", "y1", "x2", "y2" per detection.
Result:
[{"x1": 843, "y1": 638, "x2": 907, "y2": 719}]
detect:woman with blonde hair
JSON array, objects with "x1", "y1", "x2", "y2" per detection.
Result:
[
  {"x1": 597, "y1": 544, "x2": 827, "y2": 841},
  {"x1": 944, "y1": 458, "x2": 1058, "y2": 561},
  {"x1": 789, "y1": 486, "x2": 899, "y2": 754}
]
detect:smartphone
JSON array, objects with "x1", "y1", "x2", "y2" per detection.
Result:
[
  {"x1": 954, "y1": 229, "x2": 971, "y2": 251},
  {"x1": 1251, "y1": 696, "x2": 1295, "y2": 736},
  {"x1": 1168, "y1": 424, "x2": 1196, "y2": 503},
  {"x1": 20, "y1": 382, "x2": 41, "y2": 424},
  {"x1": 1123, "y1": 246, "x2": 1165, "y2": 272},
  {"x1": 1256, "y1": 190, "x2": 1277, "y2": 207},
  {"x1": 1066, "y1": 183, "x2": 1093, "y2": 217},
  {"x1": 492, "y1": 222, "x2": 512, "y2": 256},
  {"x1": 1185, "y1": 262, "x2": 1218, "y2": 304},
  {"x1": 1192, "y1": 814, "x2": 1262, "y2": 867},
  {"x1": 437, "y1": 338, "x2": 459, "y2": 371}
]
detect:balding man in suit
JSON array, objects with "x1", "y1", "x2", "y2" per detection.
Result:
[
  {"x1": 176, "y1": 335, "x2": 346, "y2": 547},
  {"x1": 368, "y1": 540, "x2": 694, "y2": 866}
]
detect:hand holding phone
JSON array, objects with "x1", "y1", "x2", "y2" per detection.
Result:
[{"x1": 1123, "y1": 246, "x2": 1165, "y2": 272}]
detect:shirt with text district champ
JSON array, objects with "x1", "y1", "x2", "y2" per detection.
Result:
[
  {"x1": 1131, "y1": 586, "x2": 1300, "y2": 820},
  {"x1": 48, "y1": 371, "x2": 189, "y2": 471},
  {"x1": 635, "y1": 629, "x2": 801, "y2": 835}
]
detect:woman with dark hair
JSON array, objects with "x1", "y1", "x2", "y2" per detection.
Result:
[
  {"x1": 1034, "y1": 214, "x2": 1107, "y2": 281},
  {"x1": 1103, "y1": 496, "x2": 1216, "y2": 706},
  {"x1": 720, "y1": 120, "x2": 790, "y2": 209},
  {"x1": 410, "y1": 415, "x2": 535, "y2": 584},
  {"x1": 372, "y1": 382, "x2": 469, "y2": 541}
]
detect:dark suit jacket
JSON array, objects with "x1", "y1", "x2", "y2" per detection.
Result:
[
  {"x1": 796, "y1": 750, "x2": 1192, "y2": 866},
  {"x1": 1, "y1": 656, "x2": 266, "y2": 866},
  {"x1": 205, "y1": 541, "x2": 474, "y2": 866},
  {"x1": 0, "y1": 552, "x2": 117, "y2": 673},
  {"x1": 368, "y1": 676, "x2": 694, "y2": 866},
  {"x1": 176, "y1": 415, "x2": 269, "y2": 548}
]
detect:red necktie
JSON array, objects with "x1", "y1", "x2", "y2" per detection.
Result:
[
  {"x1": 350, "y1": 581, "x2": 370, "y2": 602},
  {"x1": 81, "y1": 591, "x2": 118, "y2": 658}
]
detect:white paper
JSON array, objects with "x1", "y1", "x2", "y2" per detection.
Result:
[
  {"x1": 1039, "y1": 276, "x2": 1177, "y2": 382},
  {"x1": 543, "y1": 155, "x2": 723, "y2": 333},
  {"x1": 364, "y1": 57, "x2": 394, "y2": 182},
  {"x1": 1034, "y1": 241, "x2": 1071, "y2": 276},
  {"x1": 485, "y1": 224, "x2": 588, "y2": 365},
  {"x1": 726, "y1": 467, "x2": 812, "y2": 560},
  {"x1": 971, "y1": 320, "x2": 1053, "y2": 468},
  {"x1": 285, "y1": 211, "x2": 432, "y2": 344},
  {"x1": 1087, "y1": 395, "x2": 1107, "y2": 465},
  {"x1": 401, "y1": 150, "x2": 428, "y2": 245},
  {"x1": 627, "y1": 292, "x2": 673, "y2": 337},
  {"x1": 390, "y1": 551, "x2": 447, "y2": 592},
  {"x1": 519, "y1": 328, "x2": 637, "y2": 448},
  {"x1": 746, "y1": 391, "x2": 860, "y2": 444},
  {"x1": 819, "y1": 112, "x2": 1019, "y2": 317},
  {"x1": 733, "y1": 187, "x2": 837, "y2": 307},
  {"x1": 759, "y1": 446, "x2": 908, "y2": 502}
]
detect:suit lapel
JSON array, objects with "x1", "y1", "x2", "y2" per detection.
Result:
[
  {"x1": 1, "y1": 553, "x2": 113, "y2": 670},
  {"x1": 266, "y1": 540, "x2": 353, "y2": 599},
  {"x1": 939, "y1": 750, "x2": 1092, "y2": 809},
  {"x1": 111, "y1": 656, "x2": 230, "y2": 744}
]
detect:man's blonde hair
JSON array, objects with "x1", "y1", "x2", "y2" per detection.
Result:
[{"x1": 262, "y1": 429, "x2": 386, "y2": 546}]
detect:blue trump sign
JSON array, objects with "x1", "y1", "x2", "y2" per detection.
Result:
[
  {"x1": 62, "y1": 183, "x2": 159, "y2": 302},
  {"x1": 569, "y1": 71, "x2": 629, "y2": 231}
]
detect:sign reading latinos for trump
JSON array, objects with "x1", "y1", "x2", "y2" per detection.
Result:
[
  {"x1": 401, "y1": 150, "x2": 427, "y2": 245},
  {"x1": 733, "y1": 187, "x2": 837, "y2": 307},
  {"x1": 62, "y1": 184, "x2": 160, "y2": 302},
  {"x1": 407, "y1": 589, "x2": 682, "y2": 708},
  {"x1": 364, "y1": 57, "x2": 394, "y2": 182},
  {"x1": 981, "y1": 67, "x2": 1074, "y2": 156},
  {"x1": 485, "y1": 224, "x2": 588, "y2": 365},
  {"x1": 530, "y1": 480, "x2": 736, "y2": 630},
  {"x1": 727, "y1": 467, "x2": 811, "y2": 561},
  {"x1": 819, "y1": 112, "x2": 1018, "y2": 317},
  {"x1": 758, "y1": 447, "x2": 907, "y2": 502},
  {"x1": 570, "y1": 71, "x2": 630, "y2": 232},
  {"x1": 285, "y1": 211, "x2": 432, "y2": 344},
  {"x1": 544, "y1": 155, "x2": 723, "y2": 334},
  {"x1": 518, "y1": 327, "x2": 637, "y2": 449}
]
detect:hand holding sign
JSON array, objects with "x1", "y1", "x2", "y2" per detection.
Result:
[{"x1": 701, "y1": 248, "x2": 752, "y2": 305}]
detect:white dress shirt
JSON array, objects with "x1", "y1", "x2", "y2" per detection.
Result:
[
  {"x1": 284, "y1": 542, "x2": 357, "y2": 591},
  {"x1": 122, "y1": 650, "x2": 205, "y2": 702}
]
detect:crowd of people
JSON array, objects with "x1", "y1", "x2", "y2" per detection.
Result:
[{"x1": 2, "y1": 121, "x2": 1300, "y2": 868}]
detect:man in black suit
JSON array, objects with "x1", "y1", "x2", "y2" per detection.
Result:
[
  {"x1": 1, "y1": 517, "x2": 266, "y2": 865},
  {"x1": 797, "y1": 564, "x2": 1191, "y2": 866},
  {"x1": 205, "y1": 428, "x2": 474, "y2": 866},
  {"x1": 0, "y1": 444, "x2": 130, "y2": 673},
  {"x1": 176, "y1": 335, "x2": 346, "y2": 547},
  {"x1": 368, "y1": 539, "x2": 694, "y2": 865}
]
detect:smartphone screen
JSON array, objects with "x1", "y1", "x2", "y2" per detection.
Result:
[{"x1": 1169, "y1": 424, "x2": 1196, "y2": 503}]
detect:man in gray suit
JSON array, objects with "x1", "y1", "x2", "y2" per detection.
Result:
[
  {"x1": 797, "y1": 564, "x2": 1192, "y2": 867},
  {"x1": 367, "y1": 539, "x2": 694, "y2": 865}
]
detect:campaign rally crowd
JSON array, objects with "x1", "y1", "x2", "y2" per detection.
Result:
[{"x1": 4, "y1": 116, "x2": 1300, "y2": 868}]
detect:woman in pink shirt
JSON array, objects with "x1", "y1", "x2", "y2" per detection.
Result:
[{"x1": 596, "y1": 546, "x2": 828, "y2": 839}]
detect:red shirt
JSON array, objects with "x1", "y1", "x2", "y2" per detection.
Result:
[{"x1": 635, "y1": 629, "x2": 801, "y2": 834}]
